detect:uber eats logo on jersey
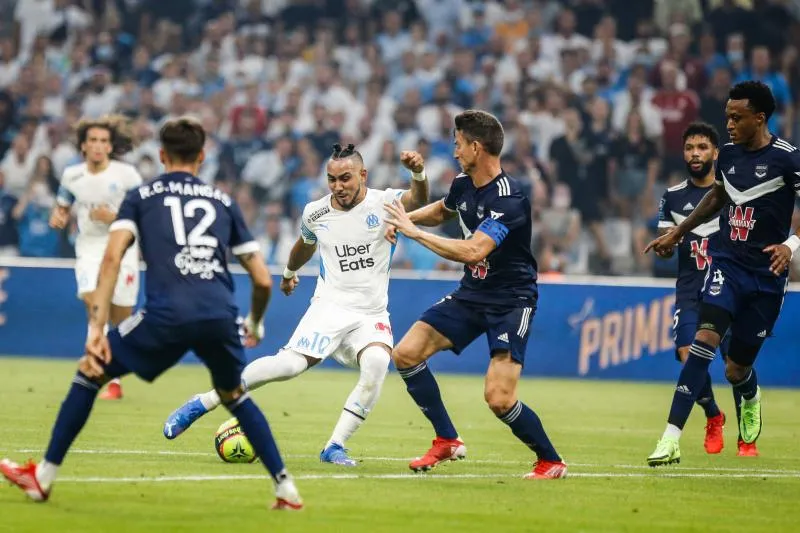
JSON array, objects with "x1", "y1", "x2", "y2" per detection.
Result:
[{"x1": 335, "y1": 243, "x2": 375, "y2": 272}]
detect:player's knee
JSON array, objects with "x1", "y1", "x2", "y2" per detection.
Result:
[
  {"x1": 724, "y1": 341, "x2": 759, "y2": 383},
  {"x1": 216, "y1": 385, "x2": 246, "y2": 405},
  {"x1": 391, "y1": 342, "x2": 423, "y2": 369},
  {"x1": 359, "y1": 345, "x2": 390, "y2": 383},
  {"x1": 77, "y1": 357, "x2": 110, "y2": 386},
  {"x1": 725, "y1": 361, "x2": 749, "y2": 384},
  {"x1": 483, "y1": 385, "x2": 516, "y2": 415},
  {"x1": 694, "y1": 329, "x2": 721, "y2": 348}
]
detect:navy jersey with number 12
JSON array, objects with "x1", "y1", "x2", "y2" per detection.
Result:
[
  {"x1": 658, "y1": 179, "x2": 721, "y2": 302},
  {"x1": 443, "y1": 171, "x2": 537, "y2": 307},
  {"x1": 714, "y1": 136, "x2": 800, "y2": 276},
  {"x1": 111, "y1": 172, "x2": 259, "y2": 323}
]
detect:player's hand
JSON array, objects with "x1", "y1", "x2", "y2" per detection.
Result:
[
  {"x1": 763, "y1": 243, "x2": 793, "y2": 276},
  {"x1": 385, "y1": 225, "x2": 398, "y2": 245},
  {"x1": 49, "y1": 207, "x2": 69, "y2": 229},
  {"x1": 643, "y1": 227, "x2": 683, "y2": 258},
  {"x1": 243, "y1": 314, "x2": 265, "y2": 348},
  {"x1": 384, "y1": 199, "x2": 420, "y2": 239},
  {"x1": 90, "y1": 205, "x2": 117, "y2": 224},
  {"x1": 84, "y1": 323, "x2": 111, "y2": 368},
  {"x1": 280, "y1": 275, "x2": 299, "y2": 296},
  {"x1": 400, "y1": 151, "x2": 425, "y2": 173}
]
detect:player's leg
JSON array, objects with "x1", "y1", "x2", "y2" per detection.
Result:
[
  {"x1": 674, "y1": 304, "x2": 725, "y2": 454},
  {"x1": 101, "y1": 262, "x2": 140, "y2": 400},
  {"x1": 99, "y1": 303, "x2": 136, "y2": 400},
  {"x1": 194, "y1": 319, "x2": 301, "y2": 510},
  {"x1": 1, "y1": 337, "x2": 133, "y2": 501},
  {"x1": 393, "y1": 297, "x2": 481, "y2": 471},
  {"x1": 321, "y1": 314, "x2": 394, "y2": 465},
  {"x1": 164, "y1": 301, "x2": 349, "y2": 439},
  {"x1": 483, "y1": 305, "x2": 566, "y2": 479}
]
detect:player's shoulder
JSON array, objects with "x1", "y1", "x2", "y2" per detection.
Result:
[
  {"x1": 108, "y1": 159, "x2": 142, "y2": 177},
  {"x1": 302, "y1": 195, "x2": 332, "y2": 223},
  {"x1": 664, "y1": 179, "x2": 689, "y2": 201},
  {"x1": 368, "y1": 187, "x2": 403, "y2": 204},
  {"x1": 770, "y1": 136, "x2": 798, "y2": 155},
  {"x1": 61, "y1": 162, "x2": 87, "y2": 183}
]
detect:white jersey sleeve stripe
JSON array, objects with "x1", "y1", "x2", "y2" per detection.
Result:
[
  {"x1": 110, "y1": 219, "x2": 139, "y2": 240},
  {"x1": 231, "y1": 241, "x2": 260, "y2": 255}
]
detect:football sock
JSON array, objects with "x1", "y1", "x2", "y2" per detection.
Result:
[
  {"x1": 44, "y1": 373, "x2": 101, "y2": 468},
  {"x1": 35, "y1": 461, "x2": 58, "y2": 492},
  {"x1": 733, "y1": 368, "x2": 759, "y2": 402},
  {"x1": 732, "y1": 386, "x2": 744, "y2": 440},
  {"x1": 198, "y1": 350, "x2": 309, "y2": 412},
  {"x1": 695, "y1": 372, "x2": 721, "y2": 418},
  {"x1": 497, "y1": 401, "x2": 561, "y2": 462},
  {"x1": 326, "y1": 346, "x2": 389, "y2": 448},
  {"x1": 225, "y1": 394, "x2": 286, "y2": 482},
  {"x1": 667, "y1": 340, "x2": 715, "y2": 430},
  {"x1": 397, "y1": 362, "x2": 458, "y2": 440}
]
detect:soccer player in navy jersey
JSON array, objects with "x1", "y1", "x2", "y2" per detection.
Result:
[
  {"x1": 645, "y1": 81, "x2": 800, "y2": 466},
  {"x1": 384, "y1": 110, "x2": 567, "y2": 479},
  {"x1": 657, "y1": 122, "x2": 735, "y2": 455},
  {"x1": 0, "y1": 118, "x2": 303, "y2": 509}
]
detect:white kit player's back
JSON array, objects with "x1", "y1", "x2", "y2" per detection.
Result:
[{"x1": 300, "y1": 188, "x2": 404, "y2": 313}]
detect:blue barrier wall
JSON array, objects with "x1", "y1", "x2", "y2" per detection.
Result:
[{"x1": 1, "y1": 261, "x2": 798, "y2": 386}]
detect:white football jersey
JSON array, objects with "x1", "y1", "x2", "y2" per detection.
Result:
[
  {"x1": 300, "y1": 188, "x2": 405, "y2": 313},
  {"x1": 58, "y1": 160, "x2": 143, "y2": 260}
]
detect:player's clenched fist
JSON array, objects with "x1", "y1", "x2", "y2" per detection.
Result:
[
  {"x1": 400, "y1": 151, "x2": 425, "y2": 173},
  {"x1": 280, "y1": 274, "x2": 299, "y2": 296},
  {"x1": 644, "y1": 227, "x2": 682, "y2": 258}
]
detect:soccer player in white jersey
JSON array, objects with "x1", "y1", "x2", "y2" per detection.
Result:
[
  {"x1": 164, "y1": 143, "x2": 429, "y2": 465},
  {"x1": 49, "y1": 115, "x2": 143, "y2": 401}
]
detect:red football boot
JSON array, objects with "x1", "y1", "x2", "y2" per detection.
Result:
[{"x1": 408, "y1": 437, "x2": 466, "y2": 472}]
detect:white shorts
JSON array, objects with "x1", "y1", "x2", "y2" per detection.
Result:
[
  {"x1": 75, "y1": 256, "x2": 140, "y2": 307},
  {"x1": 284, "y1": 298, "x2": 394, "y2": 369}
]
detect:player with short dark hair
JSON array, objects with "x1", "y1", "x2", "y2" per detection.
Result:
[
  {"x1": 384, "y1": 109, "x2": 566, "y2": 479},
  {"x1": 1, "y1": 117, "x2": 303, "y2": 510},
  {"x1": 645, "y1": 81, "x2": 799, "y2": 465}
]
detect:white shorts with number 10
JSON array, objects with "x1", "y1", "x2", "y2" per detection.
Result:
[{"x1": 285, "y1": 298, "x2": 394, "y2": 368}]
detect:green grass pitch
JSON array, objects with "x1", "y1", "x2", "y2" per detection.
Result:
[{"x1": 0, "y1": 357, "x2": 798, "y2": 533}]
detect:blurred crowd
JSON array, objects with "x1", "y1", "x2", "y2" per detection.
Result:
[{"x1": 0, "y1": 0, "x2": 799, "y2": 279}]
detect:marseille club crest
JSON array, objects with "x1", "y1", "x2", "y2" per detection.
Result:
[{"x1": 366, "y1": 213, "x2": 380, "y2": 229}]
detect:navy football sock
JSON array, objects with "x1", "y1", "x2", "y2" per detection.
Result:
[
  {"x1": 498, "y1": 401, "x2": 561, "y2": 462},
  {"x1": 44, "y1": 373, "x2": 100, "y2": 465},
  {"x1": 226, "y1": 395, "x2": 287, "y2": 482},
  {"x1": 667, "y1": 341, "x2": 715, "y2": 430},
  {"x1": 733, "y1": 368, "x2": 758, "y2": 401},
  {"x1": 397, "y1": 362, "x2": 458, "y2": 440},
  {"x1": 732, "y1": 385, "x2": 744, "y2": 440},
  {"x1": 695, "y1": 372, "x2": 721, "y2": 419}
]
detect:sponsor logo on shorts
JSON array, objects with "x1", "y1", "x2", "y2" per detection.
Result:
[{"x1": 375, "y1": 322, "x2": 392, "y2": 334}]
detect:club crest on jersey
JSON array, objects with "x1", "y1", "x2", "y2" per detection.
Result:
[
  {"x1": 477, "y1": 204, "x2": 484, "y2": 218},
  {"x1": 729, "y1": 205, "x2": 756, "y2": 241},
  {"x1": 754, "y1": 164, "x2": 768, "y2": 180},
  {"x1": 366, "y1": 213, "x2": 380, "y2": 229}
]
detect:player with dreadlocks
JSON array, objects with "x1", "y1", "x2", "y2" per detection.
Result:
[
  {"x1": 49, "y1": 114, "x2": 143, "y2": 401},
  {"x1": 164, "y1": 142, "x2": 430, "y2": 466}
]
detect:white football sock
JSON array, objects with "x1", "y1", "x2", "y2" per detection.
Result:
[
  {"x1": 199, "y1": 350, "x2": 309, "y2": 412},
  {"x1": 325, "y1": 346, "x2": 389, "y2": 449},
  {"x1": 663, "y1": 423, "x2": 682, "y2": 440},
  {"x1": 35, "y1": 460, "x2": 58, "y2": 492}
]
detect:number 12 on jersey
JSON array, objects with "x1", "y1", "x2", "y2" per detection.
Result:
[{"x1": 164, "y1": 196, "x2": 218, "y2": 248}]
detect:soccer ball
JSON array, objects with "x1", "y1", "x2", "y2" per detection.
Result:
[{"x1": 214, "y1": 417, "x2": 257, "y2": 463}]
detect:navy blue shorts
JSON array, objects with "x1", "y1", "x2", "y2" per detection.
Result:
[
  {"x1": 700, "y1": 258, "x2": 788, "y2": 347},
  {"x1": 673, "y1": 299, "x2": 730, "y2": 360},
  {"x1": 419, "y1": 295, "x2": 535, "y2": 365},
  {"x1": 106, "y1": 311, "x2": 246, "y2": 391}
]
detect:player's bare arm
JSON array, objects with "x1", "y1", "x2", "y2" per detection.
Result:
[
  {"x1": 237, "y1": 250, "x2": 272, "y2": 346},
  {"x1": 763, "y1": 227, "x2": 800, "y2": 276},
  {"x1": 49, "y1": 205, "x2": 70, "y2": 229},
  {"x1": 281, "y1": 238, "x2": 317, "y2": 296},
  {"x1": 645, "y1": 183, "x2": 730, "y2": 256},
  {"x1": 398, "y1": 150, "x2": 430, "y2": 210},
  {"x1": 385, "y1": 199, "x2": 495, "y2": 264},
  {"x1": 87, "y1": 228, "x2": 135, "y2": 364}
]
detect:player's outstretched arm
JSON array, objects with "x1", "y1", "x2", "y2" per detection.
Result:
[
  {"x1": 407, "y1": 199, "x2": 457, "y2": 227},
  {"x1": 398, "y1": 150, "x2": 430, "y2": 210},
  {"x1": 385, "y1": 199, "x2": 496, "y2": 264},
  {"x1": 280, "y1": 238, "x2": 317, "y2": 295},
  {"x1": 237, "y1": 250, "x2": 272, "y2": 326}
]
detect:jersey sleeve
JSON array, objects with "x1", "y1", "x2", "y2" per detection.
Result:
[
  {"x1": 657, "y1": 191, "x2": 675, "y2": 228},
  {"x1": 109, "y1": 190, "x2": 140, "y2": 240},
  {"x1": 56, "y1": 170, "x2": 75, "y2": 207},
  {"x1": 476, "y1": 196, "x2": 528, "y2": 247},
  {"x1": 229, "y1": 201, "x2": 260, "y2": 256},
  {"x1": 299, "y1": 203, "x2": 318, "y2": 245},
  {"x1": 442, "y1": 177, "x2": 463, "y2": 211},
  {"x1": 783, "y1": 148, "x2": 800, "y2": 197}
]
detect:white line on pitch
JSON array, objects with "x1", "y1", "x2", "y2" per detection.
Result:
[
  {"x1": 8, "y1": 448, "x2": 800, "y2": 475},
  {"x1": 56, "y1": 471, "x2": 800, "y2": 483}
]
